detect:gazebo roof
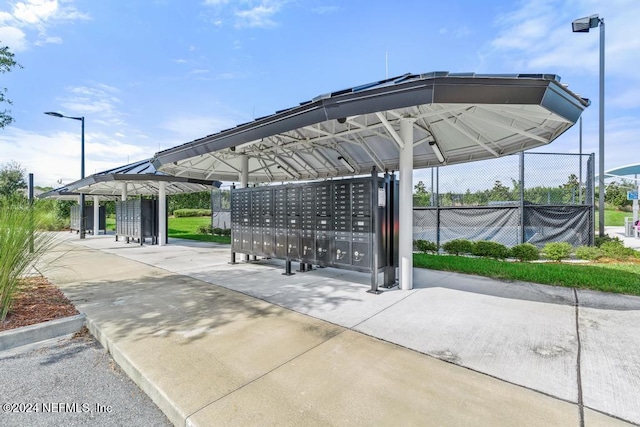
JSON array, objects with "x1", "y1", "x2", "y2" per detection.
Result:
[{"x1": 152, "y1": 72, "x2": 589, "y2": 183}]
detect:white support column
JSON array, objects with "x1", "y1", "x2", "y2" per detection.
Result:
[
  {"x1": 158, "y1": 181, "x2": 167, "y2": 246},
  {"x1": 93, "y1": 196, "x2": 100, "y2": 236},
  {"x1": 240, "y1": 155, "x2": 249, "y2": 188},
  {"x1": 399, "y1": 118, "x2": 415, "y2": 290},
  {"x1": 121, "y1": 182, "x2": 128, "y2": 201}
]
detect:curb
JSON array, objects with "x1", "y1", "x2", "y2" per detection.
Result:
[
  {"x1": 0, "y1": 313, "x2": 86, "y2": 352},
  {"x1": 83, "y1": 316, "x2": 186, "y2": 427}
]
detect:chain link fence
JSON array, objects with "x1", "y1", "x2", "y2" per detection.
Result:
[
  {"x1": 413, "y1": 152, "x2": 595, "y2": 248},
  {"x1": 211, "y1": 185, "x2": 232, "y2": 229}
]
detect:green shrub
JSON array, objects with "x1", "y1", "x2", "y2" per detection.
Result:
[
  {"x1": 197, "y1": 224, "x2": 213, "y2": 235},
  {"x1": 543, "y1": 242, "x2": 573, "y2": 262},
  {"x1": 600, "y1": 241, "x2": 639, "y2": 260},
  {"x1": 575, "y1": 246, "x2": 603, "y2": 261},
  {"x1": 442, "y1": 239, "x2": 475, "y2": 256},
  {"x1": 594, "y1": 235, "x2": 622, "y2": 248},
  {"x1": 222, "y1": 228, "x2": 232, "y2": 237},
  {"x1": 212, "y1": 227, "x2": 224, "y2": 236},
  {"x1": 472, "y1": 241, "x2": 509, "y2": 259},
  {"x1": 510, "y1": 243, "x2": 539, "y2": 262},
  {"x1": 173, "y1": 208, "x2": 212, "y2": 218},
  {"x1": 415, "y1": 239, "x2": 438, "y2": 254}
]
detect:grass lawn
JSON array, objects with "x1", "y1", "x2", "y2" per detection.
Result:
[
  {"x1": 168, "y1": 216, "x2": 231, "y2": 244},
  {"x1": 414, "y1": 253, "x2": 640, "y2": 296},
  {"x1": 106, "y1": 216, "x2": 231, "y2": 244},
  {"x1": 599, "y1": 209, "x2": 633, "y2": 227}
]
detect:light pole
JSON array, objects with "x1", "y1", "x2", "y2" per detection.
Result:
[
  {"x1": 45, "y1": 111, "x2": 86, "y2": 239},
  {"x1": 572, "y1": 14, "x2": 605, "y2": 237}
]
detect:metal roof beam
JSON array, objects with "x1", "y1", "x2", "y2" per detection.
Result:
[
  {"x1": 432, "y1": 111, "x2": 501, "y2": 158},
  {"x1": 376, "y1": 112, "x2": 405, "y2": 149}
]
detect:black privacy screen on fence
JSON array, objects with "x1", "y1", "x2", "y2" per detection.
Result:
[{"x1": 412, "y1": 152, "x2": 595, "y2": 248}]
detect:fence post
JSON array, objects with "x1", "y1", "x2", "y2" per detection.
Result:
[
  {"x1": 520, "y1": 152, "x2": 525, "y2": 244},
  {"x1": 436, "y1": 167, "x2": 440, "y2": 249}
]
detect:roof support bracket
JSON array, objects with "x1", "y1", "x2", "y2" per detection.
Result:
[{"x1": 376, "y1": 112, "x2": 405, "y2": 149}]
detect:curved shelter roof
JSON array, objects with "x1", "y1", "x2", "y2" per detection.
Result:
[
  {"x1": 152, "y1": 72, "x2": 590, "y2": 183},
  {"x1": 41, "y1": 158, "x2": 221, "y2": 198},
  {"x1": 38, "y1": 188, "x2": 119, "y2": 201},
  {"x1": 604, "y1": 163, "x2": 640, "y2": 180}
]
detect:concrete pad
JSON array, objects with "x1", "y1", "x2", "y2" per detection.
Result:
[
  {"x1": 45, "y1": 251, "x2": 345, "y2": 426},
  {"x1": 584, "y1": 408, "x2": 635, "y2": 426},
  {"x1": 266, "y1": 279, "x2": 413, "y2": 328},
  {"x1": 355, "y1": 275, "x2": 579, "y2": 402},
  {"x1": 188, "y1": 330, "x2": 579, "y2": 426},
  {"x1": 578, "y1": 290, "x2": 640, "y2": 425}
]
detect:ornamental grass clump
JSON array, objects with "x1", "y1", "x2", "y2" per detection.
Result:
[{"x1": 0, "y1": 197, "x2": 57, "y2": 321}]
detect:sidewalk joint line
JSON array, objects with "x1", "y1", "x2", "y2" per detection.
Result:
[{"x1": 185, "y1": 329, "x2": 348, "y2": 421}]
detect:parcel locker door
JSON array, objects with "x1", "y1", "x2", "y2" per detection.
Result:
[
  {"x1": 352, "y1": 217, "x2": 371, "y2": 268},
  {"x1": 275, "y1": 228, "x2": 287, "y2": 258},
  {"x1": 315, "y1": 238, "x2": 331, "y2": 265},
  {"x1": 333, "y1": 237, "x2": 351, "y2": 266},
  {"x1": 301, "y1": 236, "x2": 315, "y2": 261},
  {"x1": 262, "y1": 217, "x2": 274, "y2": 256},
  {"x1": 352, "y1": 241, "x2": 371, "y2": 268}
]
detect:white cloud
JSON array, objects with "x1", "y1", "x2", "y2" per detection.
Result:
[
  {"x1": 13, "y1": 0, "x2": 59, "y2": 25},
  {"x1": 483, "y1": 0, "x2": 640, "y2": 108},
  {"x1": 0, "y1": 26, "x2": 27, "y2": 51},
  {"x1": 0, "y1": 127, "x2": 145, "y2": 187},
  {"x1": 160, "y1": 114, "x2": 238, "y2": 142},
  {"x1": 235, "y1": 4, "x2": 280, "y2": 29},
  {"x1": 0, "y1": 0, "x2": 89, "y2": 50}
]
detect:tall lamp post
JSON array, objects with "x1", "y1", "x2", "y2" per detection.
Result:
[
  {"x1": 45, "y1": 112, "x2": 86, "y2": 239},
  {"x1": 572, "y1": 14, "x2": 605, "y2": 237}
]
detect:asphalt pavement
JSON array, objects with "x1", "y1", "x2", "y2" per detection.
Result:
[{"x1": 0, "y1": 330, "x2": 170, "y2": 427}]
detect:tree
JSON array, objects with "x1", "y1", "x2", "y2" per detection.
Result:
[
  {"x1": 489, "y1": 180, "x2": 511, "y2": 201},
  {"x1": 1, "y1": 44, "x2": 20, "y2": 128},
  {"x1": 0, "y1": 160, "x2": 27, "y2": 198},
  {"x1": 413, "y1": 180, "x2": 431, "y2": 207},
  {"x1": 604, "y1": 181, "x2": 632, "y2": 210}
]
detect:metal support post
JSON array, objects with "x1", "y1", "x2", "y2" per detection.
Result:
[
  {"x1": 398, "y1": 119, "x2": 414, "y2": 290},
  {"x1": 368, "y1": 166, "x2": 382, "y2": 294}
]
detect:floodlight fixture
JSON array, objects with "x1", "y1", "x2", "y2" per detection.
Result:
[
  {"x1": 572, "y1": 14, "x2": 600, "y2": 32},
  {"x1": 337, "y1": 156, "x2": 355, "y2": 173},
  {"x1": 429, "y1": 141, "x2": 445, "y2": 163}
]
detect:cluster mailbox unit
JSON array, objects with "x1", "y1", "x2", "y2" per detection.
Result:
[
  {"x1": 231, "y1": 170, "x2": 399, "y2": 292},
  {"x1": 115, "y1": 199, "x2": 164, "y2": 245},
  {"x1": 70, "y1": 204, "x2": 106, "y2": 235}
]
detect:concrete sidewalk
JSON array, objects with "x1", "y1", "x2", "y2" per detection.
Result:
[{"x1": 39, "y1": 233, "x2": 639, "y2": 426}]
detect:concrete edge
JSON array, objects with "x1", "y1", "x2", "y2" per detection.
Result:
[
  {"x1": 0, "y1": 313, "x2": 86, "y2": 352},
  {"x1": 83, "y1": 316, "x2": 186, "y2": 427}
]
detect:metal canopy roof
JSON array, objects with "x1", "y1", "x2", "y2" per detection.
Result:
[
  {"x1": 38, "y1": 188, "x2": 119, "y2": 201},
  {"x1": 42, "y1": 158, "x2": 221, "y2": 198},
  {"x1": 604, "y1": 163, "x2": 640, "y2": 180},
  {"x1": 152, "y1": 72, "x2": 590, "y2": 183}
]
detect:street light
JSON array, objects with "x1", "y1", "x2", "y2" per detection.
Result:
[
  {"x1": 572, "y1": 14, "x2": 605, "y2": 237},
  {"x1": 44, "y1": 111, "x2": 86, "y2": 239}
]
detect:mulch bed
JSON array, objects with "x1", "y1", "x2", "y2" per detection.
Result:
[{"x1": 0, "y1": 276, "x2": 79, "y2": 332}]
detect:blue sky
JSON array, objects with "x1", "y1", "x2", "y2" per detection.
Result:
[{"x1": 0, "y1": 0, "x2": 638, "y2": 188}]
